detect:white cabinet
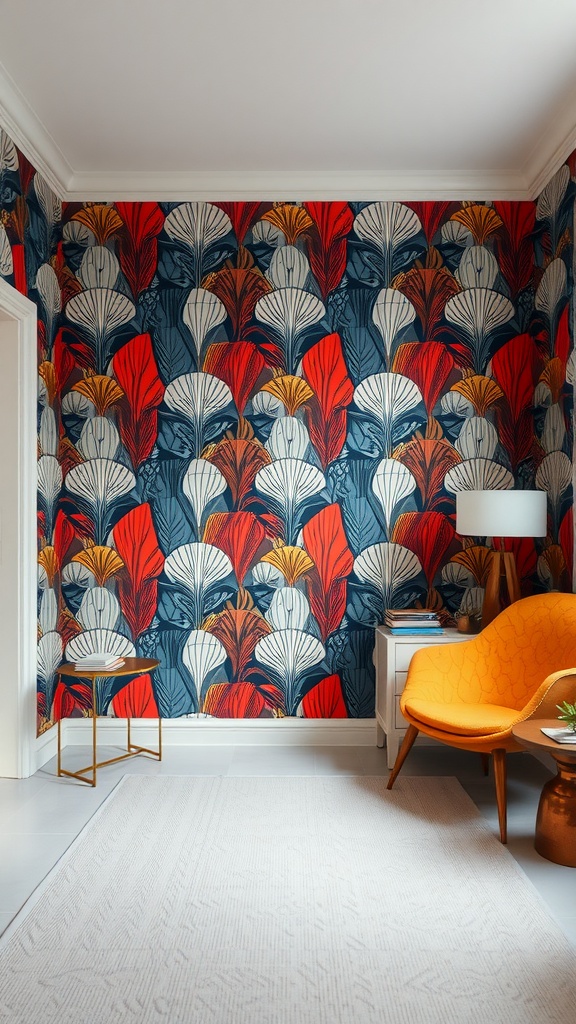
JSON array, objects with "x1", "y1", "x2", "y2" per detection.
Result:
[{"x1": 374, "y1": 628, "x2": 469, "y2": 768}]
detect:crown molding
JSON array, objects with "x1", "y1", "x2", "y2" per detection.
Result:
[
  {"x1": 0, "y1": 61, "x2": 71, "y2": 200},
  {"x1": 65, "y1": 167, "x2": 529, "y2": 202},
  {"x1": 3, "y1": 49, "x2": 574, "y2": 203},
  {"x1": 524, "y1": 88, "x2": 576, "y2": 199},
  {"x1": 0, "y1": 59, "x2": 532, "y2": 202}
]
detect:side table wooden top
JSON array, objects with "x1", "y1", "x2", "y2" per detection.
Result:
[
  {"x1": 512, "y1": 718, "x2": 576, "y2": 762},
  {"x1": 59, "y1": 657, "x2": 160, "y2": 679}
]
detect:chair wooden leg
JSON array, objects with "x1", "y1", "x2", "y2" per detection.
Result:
[
  {"x1": 492, "y1": 748, "x2": 507, "y2": 844},
  {"x1": 480, "y1": 753, "x2": 490, "y2": 777},
  {"x1": 387, "y1": 724, "x2": 419, "y2": 790}
]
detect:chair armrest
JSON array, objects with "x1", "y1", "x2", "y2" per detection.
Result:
[{"x1": 520, "y1": 668, "x2": 576, "y2": 722}]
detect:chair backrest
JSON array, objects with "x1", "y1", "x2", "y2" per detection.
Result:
[{"x1": 471, "y1": 593, "x2": 576, "y2": 709}]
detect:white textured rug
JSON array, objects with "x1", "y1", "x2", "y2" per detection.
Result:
[{"x1": 0, "y1": 776, "x2": 575, "y2": 1024}]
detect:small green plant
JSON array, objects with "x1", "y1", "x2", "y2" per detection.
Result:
[{"x1": 556, "y1": 700, "x2": 576, "y2": 733}]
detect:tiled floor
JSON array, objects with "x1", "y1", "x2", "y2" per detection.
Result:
[{"x1": 1, "y1": 742, "x2": 574, "y2": 944}]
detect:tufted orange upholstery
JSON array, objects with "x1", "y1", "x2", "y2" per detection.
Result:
[{"x1": 387, "y1": 593, "x2": 576, "y2": 842}]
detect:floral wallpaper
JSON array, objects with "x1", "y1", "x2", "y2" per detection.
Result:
[{"x1": 0, "y1": 126, "x2": 573, "y2": 729}]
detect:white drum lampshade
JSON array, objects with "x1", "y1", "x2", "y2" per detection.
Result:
[
  {"x1": 455, "y1": 489, "x2": 547, "y2": 628},
  {"x1": 456, "y1": 490, "x2": 547, "y2": 539}
]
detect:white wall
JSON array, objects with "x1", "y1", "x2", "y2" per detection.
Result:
[{"x1": 0, "y1": 285, "x2": 37, "y2": 777}]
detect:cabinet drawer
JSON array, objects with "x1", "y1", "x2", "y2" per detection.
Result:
[
  {"x1": 394, "y1": 671, "x2": 408, "y2": 695},
  {"x1": 395, "y1": 644, "x2": 425, "y2": 671}
]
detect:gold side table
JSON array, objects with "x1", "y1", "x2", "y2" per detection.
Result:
[{"x1": 56, "y1": 657, "x2": 161, "y2": 786}]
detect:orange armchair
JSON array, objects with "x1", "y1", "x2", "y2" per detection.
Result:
[{"x1": 387, "y1": 593, "x2": 576, "y2": 843}]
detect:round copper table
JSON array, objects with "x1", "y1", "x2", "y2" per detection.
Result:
[
  {"x1": 512, "y1": 718, "x2": 576, "y2": 867},
  {"x1": 57, "y1": 658, "x2": 161, "y2": 786}
]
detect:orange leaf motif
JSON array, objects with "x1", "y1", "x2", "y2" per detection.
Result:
[
  {"x1": 203, "y1": 266, "x2": 271, "y2": 338},
  {"x1": 539, "y1": 357, "x2": 565, "y2": 404},
  {"x1": 261, "y1": 204, "x2": 313, "y2": 245},
  {"x1": 451, "y1": 545, "x2": 493, "y2": 586},
  {"x1": 205, "y1": 438, "x2": 271, "y2": 509},
  {"x1": 450, "y1": 205, "x2": 503, "y2": 245},
  {"x1": 261, "y1": 544, "x2": 314, "y2": 585},
  {"x1": 72, "y1": 545, "x2": 124, "y2": 586},
  {"x1": 394, "y1": 267, "x2": 460, "y2": 342},
  {"x1": 393, "y1": 438, "x2": 460, "y2": 510},
  {"x1": 205, "y1": 608, "x2": 271, "y2": 681},
  {"x1": 450, "y1": 375, "x2": 503, "y2": 416},
  {"x1": 261, "y1": 374, "x2": 314, "y2": 416},
  {"x1": 72, "y1": 374, "x2": 125, "y2": 416},
  {"x1": 71, "y1": 204, "x2": 123, "y2": 245}
]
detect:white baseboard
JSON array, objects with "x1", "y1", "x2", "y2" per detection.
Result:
[
  {"x1": 34, "y1": 727, "x2": 58, "y2": 771},
  {"x1": 63, "y1": 717, "x2": 377, "y2": 747}
]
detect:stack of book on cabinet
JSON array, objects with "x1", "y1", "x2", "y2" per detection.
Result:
[{"x1": 384, "y1": 609, "x2": 444, "y2": 636}]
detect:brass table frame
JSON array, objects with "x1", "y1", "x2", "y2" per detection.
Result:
[{"x1": 56, "y1": 658, "x2": 161, "y2": 787}]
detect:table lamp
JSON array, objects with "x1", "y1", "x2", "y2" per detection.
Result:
[{"x1": 456, "y1": 489, "x2": 547, "y2": 628}]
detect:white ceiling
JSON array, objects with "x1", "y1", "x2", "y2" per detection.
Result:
[{"x1": 1, "y1": 0, "x2": 576, "y2": 199}]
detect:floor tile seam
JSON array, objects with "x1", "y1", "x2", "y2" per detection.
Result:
[
  {"x1": 0, "y1": 830, "x2": 80, "y2": 838},
  {"x1": 0, "y1": 778, "x2": 52, "y2": 796},
  {"x1": 0, "y1": 792, "x2": 54, "y2": 822}
]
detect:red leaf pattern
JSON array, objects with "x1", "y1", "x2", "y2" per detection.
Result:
[
  {"x1": 116, "y1": 202, "x2": 164, "y2": 298},
  {"x1": 302, "y1": 333, "x2": 353, "y2": 468},
  {"x1": 112, "y1": 675, "x2": 159, "y2": 718},
  {"x1": 299, "y1": 675, "x2": 348, "y2": 718},
  {"x1": 204, "y1": 341, "x2": 265, "y2": 414},
  {"x1": 302, "y1": 505, "x2": 353, "y2": 640},
  {"x1": 203, "y1": 511, "x2": 266, "y2": 584},
  {"x1": 304, "y1": 202, "x2": 354, "y2": 299},
  {"x1": 112, "y1": 504, "x2": 164, "y2": 639},
  {"x1": 113, "y1": 333, "x2": 165, "y2": 467}
]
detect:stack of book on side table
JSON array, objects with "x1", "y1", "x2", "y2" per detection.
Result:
[
  {"x1": 540, "y1": 726, "x2": 576, "y2": 744},
  {"x1": 384, "y1": 609, "x2": 444, "y2": 636},
  {"x1": 73, "y1": 653, "x2": 126, "y2": 672}
]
